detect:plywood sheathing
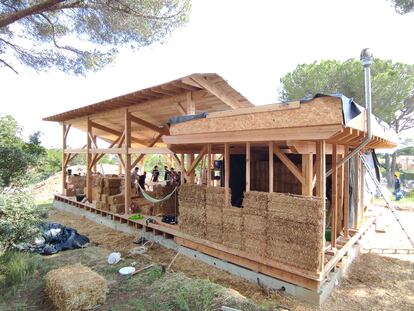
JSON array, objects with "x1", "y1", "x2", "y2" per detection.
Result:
[{"x1": 169, "y1": 96, "x2": 343, "y2": 136}]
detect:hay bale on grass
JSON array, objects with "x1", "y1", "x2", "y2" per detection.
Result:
[
  {"x1": 268, "y1": 193, "x2": 324, "y2": 225},
  {"x1": 242, "y1": 191, "x2": 268, "y2": 216},
  {"x1": 45, "y1": 264, "x2": 108, "y2": 311}
]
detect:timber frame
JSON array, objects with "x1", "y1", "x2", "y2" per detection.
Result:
[{"x1": 46, "y1": 73, "x2": 397, "y2": 301}]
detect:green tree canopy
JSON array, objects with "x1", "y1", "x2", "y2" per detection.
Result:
[
  {"x1": 0, "y1": 0, "x2": 190, "y2": 74},
  {"x1": 279, "y1": 59, "x2": 414, "y2": 134},
  {"x1": 391, "y1": 0, "x2": 414, "y2": 14}
]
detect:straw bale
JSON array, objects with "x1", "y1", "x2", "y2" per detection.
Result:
[
  {"x1": 100, "y1": 194, "x2": 109, "y2": 203},
  {"x1": 180, "y1": 218, "x2": 206, "y2": 239},
  {"x1": 268, "y1": 193, "x2": 324, "y2": 225},
  {"x1": 206, "y1": 187, "x2": 228, "y2": 206},
  {"x1": 242, "y1": 233, "x2": 266, "y2": 257},
  {"x1": 45, "y1": 264, "x2": 108, "y2": 311},
  {"x1": 96, "y1": 202, "x2": 109, "y2": 211},
  {"x1": 104, "y1": 178, "x2": 122, "y2": 188},
  {"x1": 206, "y1": 224, "x2": 222, "y2": 244},
  {"x1": 110, "y1": 203, "x2": 125, "y2": 214},
  {"x1": 108, "y1": 194, "x2": 124, "y2": 205},
  {"x1": 206, "y1": 204, "x2": 222, "y2": 226},
  {"x1": 63, "y1": 188, "x2": 76, "y2": 196},
  {"x1": 222, "y1": 231, "x2": 242, "y2": 250},
  {"x1": 179, "y1": 184, "x2": 206, "y2": 202},
  {"x1": 138, "y1": 204, "x2": 153, "y2": 216},
  {"x1": 267, "y1": 215, "x2": 323, "y2": 248},
  {"x1": 101, "y1": 187, "x2": 121, "y2": 196},
  {"x1": 180, "y1": 204, "x2": 205, "y2": 219},
  {"x1": 242, "y1": 214, "x2": 266, "y2": 235},
  {"x1": 266, "y1": 239, "x2": 321, "y2": 271},
  {"x1": 222, "y1": 207, "x2": 243, "y2": 231},
  {"x1": 242, "y1": 191, "x2": 268, "y2": 216}
]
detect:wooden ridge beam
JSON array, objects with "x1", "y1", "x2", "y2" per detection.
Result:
[{"x1": 273, "y1": 144, "x2": 305, "y2": 184}]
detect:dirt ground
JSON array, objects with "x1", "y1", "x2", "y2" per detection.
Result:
[{"x1": 48, "y1": 209, "x2": 414, "y2": 310}]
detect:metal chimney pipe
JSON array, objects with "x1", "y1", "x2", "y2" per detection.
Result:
[{"x1": 326, "y1": 49, "x2": 373, "y2": 177}]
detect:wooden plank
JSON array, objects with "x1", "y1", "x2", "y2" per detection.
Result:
[
  {"x1": 90, "y1": 121, "x2": 147, "y2": 145},
  {"x1": 86, "y1": 118, "x2": 92, "y2": 202},
  {"x1": 186, "y1": 92, "x2": 195, "y2": 115},
  {"x1": 343, "y1": 146, "x2": 350, "y2": 238},
  {"x1": 273, "y1": 144, "x2": 305, "y2": 184},
  {"x1": 269, "y1": 142, "x2": 274, "y2": 193},
  {"x1": 337, "y1": 152, "x2": 344, "y2": 236},
  {"x1": 207, "y1": 101, "x2": 301, "y2": 119},
  {"x1": 302, "y1": 154, "x2": 313, "y2": 196},
  {"x1": 128, "y1": 147, "x2": 173, "y2": 155},
  {"x1": 176, "y1": 102, "x2": 186, "y2": 115},
  {"x1": 184, "y1": 146, "x2": 208, "y2": 177},
  {"x1": 246, "y1": 142, "x2": 251, "y2": 192},
  {"x1": 175, "y1": 237, "x2": 320, "y2": 291},
  {"x1": 360, "y1": 160, "x2": 365, "y2": 222},
  {"x1": 331, "y1": 144, "x2": 338, "y2": 248},
  {"x1": 180, "y1": 154, "x2": 185, "y2": 184},
  {"x1": 131, "y1": 133, "x2": 163, "y2": 168},
  {"x1": 124, "y1": 110, "x2": 131, "y2": 214},
  {"x1": 207, "y1": 144, "x2": 212, "y2": 187},
  {"x1": 130, "y1": 114, "x2": 167, "y2": 134},
  {"x1": 164, "y1": 125, "x2": 343, "y2": 145},
  {"x1": 316, "y1": 140, "x2": 326, "y2": 273},
  {"x1": 189, "y1": 154, "x2": 195, "y2": 183},
  {"x1": 62, "y1": 123, "x2": 67, "y2": 194},
  {"x1": 353, "y1": 154, "x2": 360, "y2": 229},
  {"x1": 225, "y1": 143, "x2": 230, "y2": 206}
]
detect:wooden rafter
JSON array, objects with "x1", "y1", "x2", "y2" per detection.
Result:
[
  {"x1": 90, "y1": 121, "x2": 147, "y2": 146},
  {"x1": 130, "y1": 114, "x2": 167, "y2": 134},
  {"x1": 176, "y1": 102, "x2": 186, "y2": 115},
  {"x1": 273, "y1": 144, "x2": 305, "y2": 184}
]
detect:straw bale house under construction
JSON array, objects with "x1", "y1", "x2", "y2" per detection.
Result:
[{"x1": 44, "y1": 73, "x2": 397, "y2": 304}]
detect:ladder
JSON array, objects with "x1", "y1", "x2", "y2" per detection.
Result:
[{"x1": 359, "y1": 153, "x2": 414, "y2": 248}]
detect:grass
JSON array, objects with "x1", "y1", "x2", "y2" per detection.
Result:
[{"x1": 0, "y1": 251, "x2": 42, "y2": 288}]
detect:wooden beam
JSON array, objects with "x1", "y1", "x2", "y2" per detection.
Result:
[
  {"x1": 63, "y1": 123, "x2": 71, "y2": 141},
  {"x1": 207, "y1": 144, "x2": 212, "y2": 187},
  {"x1": 128, "y1": 147, "x2": 173, "y2": 155},
  {"x1": 163, "y1": 125, "x2": 342, "y2": 145},
  {"x1": 344, "y1": 146, "x2": 350, "y2": 238},
  {"x1": 124, "y1": 110, "x2": 131, "y2": 214},
  {"x1": 316, "y1": 140, "x2": 326, "y2": 273},
  {"x1": 176, "y1": 102, "x2": 186, "y2": 115},
  {"x1": 331, "y1": 144, "x2": 338, "y2": 248},
  {"x1": 191, "y1": 75, "x2": 241, "y2": 109},
  {"x1": 131, "y1": 133, "x2": 163, "y2": 168},
  {"x1": 337, "y1": 152, "x2": 344, "y2": 236},
  {"x1": 92, "y1": 136, "x2": 97, "y2": 172},
  {"x1": 186, "y1": 146, "x2": 208, "y2": 177},
  {"x1": 186, "y1": 92, "x2": 195, "y2": 115},
  {"x1": 62, "y1": 123, "x2": 67, "y2": 194},
  {"x1": 360, "y1": 159, "x2": 365, "y2": 223},
  {"x1": 90, "y1": 121, "x2": 147, "y2": 145},
  {"x1": 189, "y1": 154, "x2": 195, "y2": 183},
  {"x1": 130, "y1": 114, "x2": 167, "y2": 134},
  {"x1": 302, "y1": 154, "x2": 313, "y2": 196},
  {"x1": 269, "y1": 142, "x2": 274, "y2": 193},
  {"x1": 273, "y1": 144, "x2": 305, "y2": 184},
  {"x1": 86, "y1": 118, "x2": 92, "y2": 202},
  {"x1": 246, "y1": 142, "x2": 251, "y2": 192},
  {"x1": 224, "y1": 143, "x2": 230, "y2": 206},
  {"x1": 353, "y1": 154, "x2": 360, "y2": 229},
  {"x1": 180, "y1": 153, "x2": 185, "y2": 184}
]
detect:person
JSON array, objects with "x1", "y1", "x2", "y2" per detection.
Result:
[
  {"x1": 176, "y1": 171, "x2": 182, "y2": 185},
  {"x1": 169, "y1": 167, "x2": 176, "y2": 184},
  {"x1": 152, "y1": 165, "x2": 160, "y2": 182},
  {"x1": 394, "y1": 173, "x2": 402, "y2": 201},
  {"x1": 164, "y1": 166, "x2": 170, "y2": 181},
  {"x1": 138, "y1": 171, "x2": 147, "y2": 192},
  {"x1": 131, "y1": 167, "x2": 139, "y2": 193}
]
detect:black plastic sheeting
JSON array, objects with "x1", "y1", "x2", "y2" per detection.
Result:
[
  {"x1": 168, "y1": 112, "x2": 208, "y2": 125},
  {"x1": 21, "y1": 223, "x2": 89, "y2": 255}
]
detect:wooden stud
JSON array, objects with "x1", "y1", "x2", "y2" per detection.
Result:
[
  {"x1": 180, "y1": 154, "x2": 185, "y2": 184},
  {"x1": 353, "y1": 154, "x2": 360, "y2": 229},
  {"x1": 207, "y1": 144, "x2": 212, "y2": 187},
  {"x1": 316, "y1": 140, "x2": 326, "y2": 273},
  {"x1": 337, "y1": 152, "x2": 344, "y2": 236},
  {"x1": 92, "y1": 135, "x2": 97, "y2": 173},
  {"x1": 124, "y1": 110, "x2": 131, "y2": 214},
  {"x1": 273, "y1": 144, "x2": 305, "y2": 184},
  {"x1": 301, "y1": 154, "x2": 313, "y2": 196},
  {"x1": 224, "y1": 143, "x2": 230, "y2": 206},
  {"x1": 246, "y1": 142, "x2": 251, "y2": 192},
  {"x1": 331, "y1": 144, "x2": 338, "y2": 248},
  {"x1": 129, "y1": 114, "x2": 167, "y2": 134},
  {"x1": 186, "y1": 146, "x2": 208, "y2": 177},
  {"x1": 86, "y1": 118, "x2": 92, "y2": 202},
  {"x1": 269, "y1": 142, "x2": 274, "y2": 193},
  {"x1": 360, "y1": 159, "x2": 365, "y2": 223},
  {"x1": 343, "y1": 146, "x2": 350, "y2": 238},
  {"x1": 186, "y1": 92, "x2": 195, "y2": 115},
  {"x1": 62, "y1": 122, "x2": 67, "y2": 194}
]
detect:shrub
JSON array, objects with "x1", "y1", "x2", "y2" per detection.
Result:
[
  {"x1": 0, "y1": 190, "x2": 47, "y2": 251},
  {"x1": 0, "y1": 251, "x2": 41, "y2": 287}
]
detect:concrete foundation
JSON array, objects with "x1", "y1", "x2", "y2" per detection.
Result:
[{"x1": 53, "y1": 199, "x2": 362, "y2": 305}]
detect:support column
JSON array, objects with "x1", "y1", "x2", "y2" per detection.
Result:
[
  {"x1": 353, "y1": 154, "x2": 360, "y2": 229},
  {"x1": 207, "y1": 144, "x2": 212, "y2": 187},
  {"x1": 92, "y1": 135, "x2": 98, "y2": 173},
  {"x1": 343, "y1": 146, "x2": 350, "y2": 238},
  {"x1": 189, "y1": 154, "x2": 195, "y2": 184},
  {"x1": 224, "y1": 143, "x2": 230, "y2": 206},
  {"x1": 316, "y1": 140, "x2": 326, "y2": 273},
  {"x1": 62, "y1": 122, "x2": 67, "y2": 195},
  {"x1": 302, "y1": 154, "x2": 313, "y2": 196},
  {"x1": 269, "y1": 142, "x2": 274, "y2": 193},
  {"x1": 246, "y1": 142, "x2": 251, "y2": 192},
  {"x1": 86, "y1": 118, "x2": 92, "y2": 202},
  {"x1": 360, "y1": 159, "x2": 365, "y2": 223},
  {"x1": 331, "y1": 144, "x2": 338, "y2": 248},
  {"x1": 180, "y1": 154, "x2": 185, "y2": 184},
  {"x1": 337, "y1": 152, "x2": 344, "y2": 236},
  {"x1": 124, "y1": 110, "x2": 131, "y2": 214}
]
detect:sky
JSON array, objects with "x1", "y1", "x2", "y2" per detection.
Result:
[{"x1": 1, "y1": 0, "x2": 414, "y2": 148}]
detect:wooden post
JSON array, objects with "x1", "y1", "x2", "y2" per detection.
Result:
[
  {"x1": 343, "y1": 146, "x2": 350, "y2": 238},
  {"x1": 124, "y1": 110, "x2": 131, "y2": 214},
  {"x1": 269, "y1": 142, "x2": 274, "y2": 193},
  {"x1": 186, "y1": 92, "x2": 195, "y2": 115},
  {"x1": 189, "y1": 154, "x2": 195, "y2": 184},
  {"x1": 331, "y1": 144, "x2": 337, "y2": 248},
  {"x1": 360, "y1": 159, "x2": 365, "y2": 223},
  {"x1": 62, "y1": 122, "x2": 67, "y2": 195},
  {"x1": 316, "y1": 140, "x2": 326, "y2": 273},
  {"x1": 86, "y1": 118, "x2": 92, "y2": 202},
  {"x1": 207, "y1": 144, "x2": 212, "y2": 187},
  {"x1": 353, "y1": 154, "x2": 360, "y2": 229},
  {"x1": 302, "y1": 154, "x2": 313, "y2": 196},
  {"x1": 246, "y1": 142, "x2": 251, "y2": 192},
  {"x1": 118, "y1": 161, "x2": 123, "y2": 175},
  {"x1": 180, "y1": 154, "x2": 185, "y2": 184},
  {"x1": 336, "y1": 152, "x2": 344, "y2": 236},
  {"x1": 92, "y1": 135, "x2": 97, "y2": 173},
  {"x1": 224, "y1": 143, "x2": 230, "y2": 206}
]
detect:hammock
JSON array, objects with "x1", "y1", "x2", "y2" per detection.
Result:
[{"x1": 138, "y1": 183, "x2": 178, "y2": 204}]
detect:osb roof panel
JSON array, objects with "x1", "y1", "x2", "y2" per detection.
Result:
[{"x1": 43, "y1": 73, "x2": 253, "y2": 122}]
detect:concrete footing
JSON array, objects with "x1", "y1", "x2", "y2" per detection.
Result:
[{"x1": 52, "y1": 199, "x2": 362, "y2": 305}]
